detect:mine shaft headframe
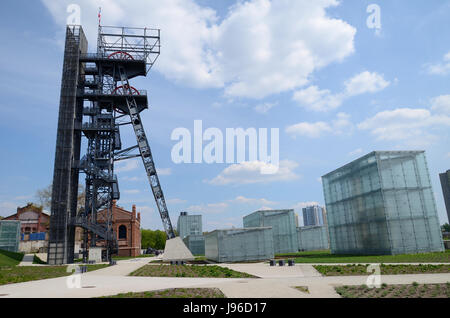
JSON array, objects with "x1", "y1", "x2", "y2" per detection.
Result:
[{"x1": 97, "y1": 25, "x2": 161, "y2": 73}]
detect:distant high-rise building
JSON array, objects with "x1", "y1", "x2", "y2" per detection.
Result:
[
  {"x1": 322, "y1": 151, "x2": 444, "y2": 255},
  {"x1": 302, "y1": 205, "x2": 325, "y2": 226},
  {"x1": 439, "y1": 170, "x2": 450, "y2": 224},
  {"x1": 177, "y1": 212, "x2": 202, "y2": 239}
]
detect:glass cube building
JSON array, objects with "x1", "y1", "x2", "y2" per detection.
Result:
[
  {"x1": 0, "y1": 220, "x2": 21, "y2": 252},
  {"x1": 205, "y1": 227, "x2": 274, "y2": 263},
  {"x1": 297, "y1": 225, "x2": 329, "y2": 251},
  {"x1": 243, "y1": 209, "x2": 299, "y2": 254},
  {"x1": 322, "y1": 151, "x2": 444, "y2": 255},
  {"x1": 177, "y1": 212, "x2": 202, "y2": 239},
  {"x1": 439, "y1": 170, "x2": 450, "y2": 224},
  {"x1": 183, "y1": 234, "x2": 205, "y2": 256}
]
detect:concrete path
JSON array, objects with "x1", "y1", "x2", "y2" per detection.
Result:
[
  {"x1": 2, "y1": 257, "x2": 449, "y2": 298},
  {"x1": 18, "y1": 254, "x2": 35, "y2": 266}
]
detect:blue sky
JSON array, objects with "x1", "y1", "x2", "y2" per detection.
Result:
[{"x1": 0, "y1": 0, "x2": 449, "y2": 231}]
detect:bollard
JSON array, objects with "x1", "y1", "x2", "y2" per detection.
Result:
[
  {"x1": 270, "y1": 260, "x2": 276, "y2": 266},
  {"x1": 288, "y1": 259, "x2": 295, "y2": 266},
  {"x1": 278, "y1": 260, "x2": 285, "y2": 266}
]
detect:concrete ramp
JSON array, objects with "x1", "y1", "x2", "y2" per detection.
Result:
[{"x1": 162, "y1": 237, "x2": 195, "y2": 261}]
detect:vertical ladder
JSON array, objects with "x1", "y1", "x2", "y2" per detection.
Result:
[{"x1": 117, "y1": 65, "x2": 175, "y2": 239}]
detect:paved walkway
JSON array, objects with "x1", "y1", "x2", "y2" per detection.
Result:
[
  {"x1": 1, "y1": 257, "x2": 449, "y2": 298},
  {"x1": 18, "y1": 254, "x2": 35, "y2": 266}
]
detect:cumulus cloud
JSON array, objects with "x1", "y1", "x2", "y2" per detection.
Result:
[
  {"x1": 293, "y1": 71, "x2": 390, "y2": 111},
  {"x1": 425, "y1": 51, "x2": 450, "y2": 75},
  {"x1": 207, "y1": 160, "x2": 300, "y2": 185},
  {"x1": 157, "y1": 168, "x2": 172, "y2": 176},
  {"x1": 286, "y1": 112, "x2": 353, "y2": 138},
  {"x1": 230, "y1": 196, "x2": 277, "y2": 206},
  {"x1": 166, "y1": 198, "x2": 187, "y2": 205},
  {"x1": 285, "y1": 121, "x2": 332, "y2": 138},
  {"x1": 431, "y1": 95, "x2": 450, "y2": 115},
  {"x1": 254, "y1": 102, "x2": 278, "y2": 114},
  {"x1": 358, "y1": 108, "x2": 450, "y2": 143},
  {"x1": 293, "y1": 86, "x2": 344, "y2": 112},
  {"x1": 187, "y1": 202, "x2": 229, "y2": 214},
  {"x1": 343, "y1": 71, "x2": 390, "y2": 96},
  {"x1": 348, "y1": 148, "x2": 363, "y2": 157},
  {"x1": 115, "y1": 159, "x2": 140, "y2": 173},
  {"x1": 42, "y1": 0, "x2": 356, "y2": 99}
]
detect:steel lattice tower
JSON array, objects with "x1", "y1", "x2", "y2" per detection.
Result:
[{"x1": 48, "y1": 24, "x2": 175, "y2": 265}]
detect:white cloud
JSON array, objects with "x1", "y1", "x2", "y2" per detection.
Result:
[
  {"x1": 358, "y1": 108, "x2": 450, "y2": 143},
  {"x1": 124, "y1": 189, "x2": 140, "y2": 194},
  {"x1": 431, "y1": 95, "x2": 450, "y2": 115},
  {"x1": 425, "y1": 51, "x2": 450, "y2": 75},
  {"x1": 166, "y1": 198, "x2": 187, "y2": 205},
  {"x1": 230, "y1": 196, "x2": 277, "y2": 206},
  {"x1": 207, "y1": 160, "x2": 300, "y2": 185},
  {"x1": 115, "y1": 159, "x2": 140, "y2": 173},
  {"x1": 157, "y1": 168, "x2": 172, "y2": 176},
  {"x1": 293, "y1": 72, "x2": 390, "y2": 111},
  {"x1": 42, "y1": 0, "x2": 356, "y2": 99},
  {"x1": 0, "y1": 201, "x2": 18, "y2": 217},
  {"x1": 187, "y1": 202, "x2": 228, "y2": 214},
  {"x1": 286, "y1": 112, "x2": 353, "y2": 138},
  {"x1": 285, "y1": 121, "x2": 332, "y2": 138},
  {"x1": 254, "y1": 102, "x2": 278, "y2": 114},
  {"x1": 292, "y1": 86, "x2": 344, "y2": 112},
  {"x1": 348, "y1": 148, "x2": 363, "y2": 157},
  {"x1": 344, "y1": 71, "x2": 390, "y2": 96}
]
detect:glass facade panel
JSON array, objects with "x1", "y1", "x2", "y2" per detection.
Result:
[
  {"x1": 205, "y1": 228, "x2": 274, "y2": 263},
  {"x1": 0, "y1": 221, "x2": 21, "y2": 252},
  {"x1": 297, "y1": 225, "x2": 329, "y2": 251},
  {"x1": 243, "y1": 210, "x2": 298, "y2": 254},
  {"x1": 183, "y1": 235, "x2": 205, "y2": 256},
  {"x1": 177, "y1": 213, "x2": 202, "y2": 239},
  {"x1": 323, "y1": 151, "x2": 444, "y2": 255}
]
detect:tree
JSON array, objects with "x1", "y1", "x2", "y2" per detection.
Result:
[
  {"x1": 35, "y1": 184, "x2": 85, "y2": 212},
  {"x1": 36, "y1": 184, "x2": 52, "y2": 210},
  {"x1": 141, "y1": 229, "x2": 167, "y2": 250},
  {"x1": 441, "y1": 223, "x2": 450, "y2": 233}
]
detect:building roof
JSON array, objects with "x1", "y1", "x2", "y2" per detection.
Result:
[{"x1": 321, "y1": 150, "x2": 425, "y2": 179}]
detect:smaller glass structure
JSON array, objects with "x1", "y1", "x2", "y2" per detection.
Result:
[
  {"x1": 439, "y1": 170, "x2": 450, "y2": 224},
  {"x1": 0, "y1": 220, "x2": 21, "y2": 252},
  {"x1": 177, "y1": 212, "x2": 202, "y2": 239},
  {"x1": 297, "y1": 225, "x2": 329, "y2": 251},
  {"x1": 183, "y1": 234, "x2": 205, "y2": 255},
  {"x1": 205, "y1": 227, "x2": 274, "y2": 263},
  {"x1": 322, "y1": 151, "x2": 444, "y2": 255},
  {"x1": 243, "y1": 209, "x2": 299, "y2": 254}
]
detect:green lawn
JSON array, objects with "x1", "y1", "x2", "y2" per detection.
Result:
[
  {"x1": 0, "y1": 249, "x2": 24, "y2": 267},
  {"x1": 314, "y1": 264, "x2": 450, "y2": 276},
  {"x1": 0, "y1": 264, "x2": 109, "y2": 286},
  {"x1": 101, "y1": 288, "x2": 226, "y2": 298},
  {"x1": 130, "y1": 264, "x2": 257, "y2": 278},
  {"x1": 275, "y1": 250, "x2": 450, "y2": 263},
  {"x1": 336, "y1": 282, "x2": 450, "y2": 298}
]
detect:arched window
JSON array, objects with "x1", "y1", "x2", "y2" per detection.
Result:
[{"x1": 118, "y1": 225, "x2": 127, "y2": 239}]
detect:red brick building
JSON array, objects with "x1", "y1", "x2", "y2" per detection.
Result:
[
  {"x1": 96, "y1": 201, "x2": 141, "y2": 257},
  {"x1": 4, "y1": 203, "x2": 50, "y2": 235}
]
